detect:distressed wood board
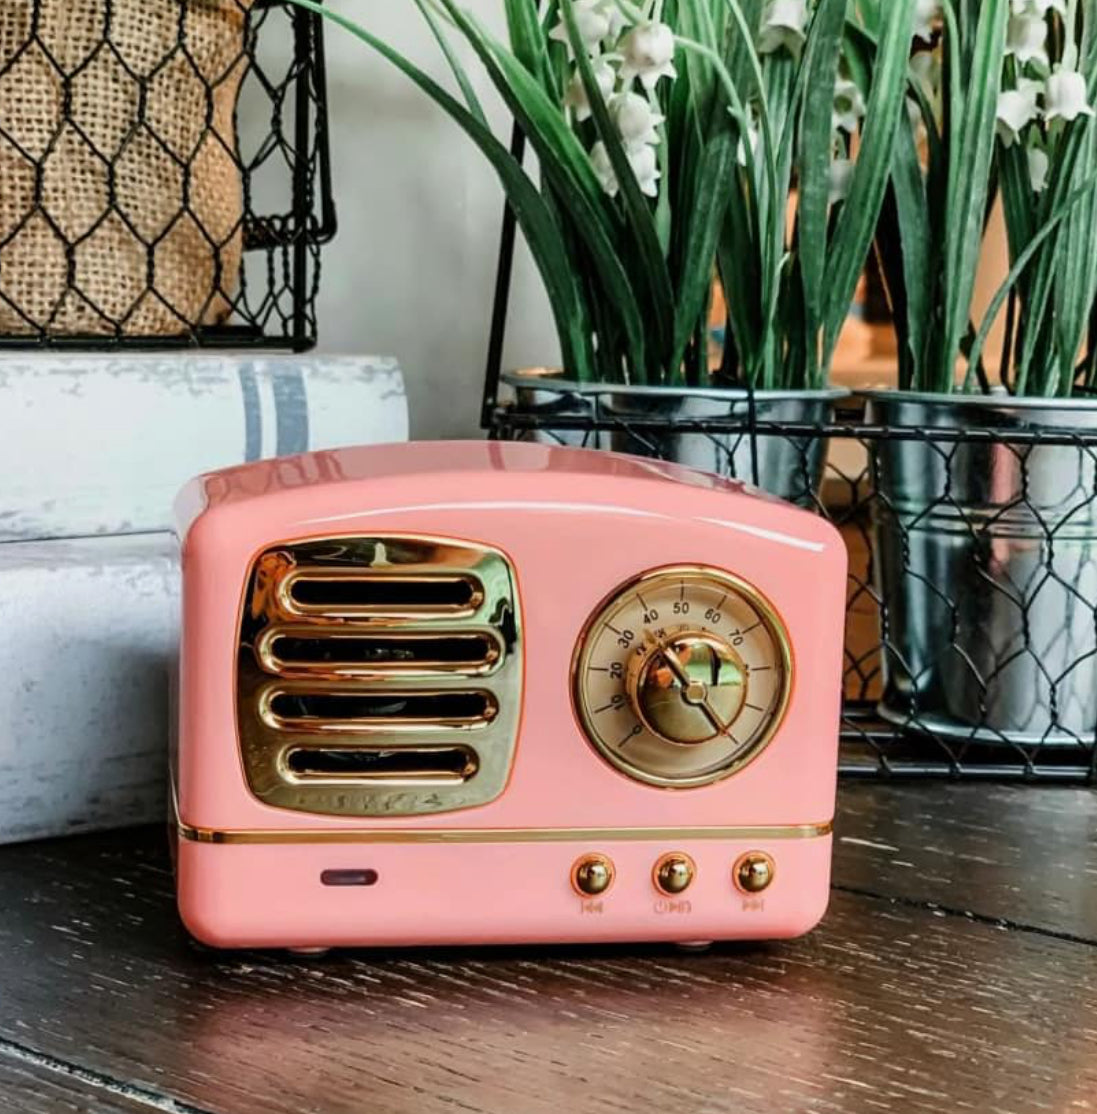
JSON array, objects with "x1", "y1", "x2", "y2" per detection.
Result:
[
  {"x1": 0, "y1": 534, "x2": 177, "y2": 845},
  {"x1": 0, "y1": 354, "x2": 408, "y2": 541},
  {"x1": 0, "y1": 783, "x2": 1094, "y2": 1114}
]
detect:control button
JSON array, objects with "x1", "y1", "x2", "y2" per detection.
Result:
[
  {"x1": 653, "y1": 853, "x2": 695, "y2": 895},
  {"x1": 572, "y1": 854, "x2": 615, "y2": 896},
  {"x1": 734, "y1": 852, "x2": 775, "y2": 894}
]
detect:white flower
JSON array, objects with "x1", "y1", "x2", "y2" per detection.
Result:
[
  {"x1": 618, "y1": 22, "x2": 677, "y2": 90},
  {"x1": 1011, "y1": 0, "x2": 1066, "y2": 14},
  {"x1": 913, "y1": 0, "x2": 940, "y2": 44},
  {"x1": 590, "y1": 140, "x2": 661, "y2": 198},
  {"x1": 832, "y1": 77, "x2": 866, "y2": 134},
  {"x1": 911, "y1": 48, "x2": 941, "y2": 94},
  {"x1": 907, "y1": 49, "x2": 941, "y2": 137},
  {"x1": 996, "y1": 82, "x2": 1040, "y2": 146},
  {"x1": 627, "y1": 143, "x2": 661, "y2": 196},
  {"x1": 758, "y1": 0, "x2": 809, "y2": 57},
  {"x1": 828, "y1": 157, "x2": 855, "y2": 205},
  {"x1": 591, "y1": 141, "x2": 617, "y2": 195},
  {"x1": 1045, "y1": 67, "x2": 1094, "y2": 122},
  {"x1": 1027, "y1": 145, "x2": 1049, "y2": 191},
  {"x1": 603, "y1": 4, "x2": 627, "y2": 41},
  {"x1": 550, "y1": 0, "x2": 612, "y2": 54},
  {"x1": 610, "y1": 92, "x2": 664, "y2": 149},
  {"x1": 736, "y1": 107, "x2": 760, "y2": 167},
  {"x1": 1006, "y1": 13, "x2": 1049, "y2": 67},
  {"x1": 565, "y1": 57, "x2": 617, "y2": 122}
]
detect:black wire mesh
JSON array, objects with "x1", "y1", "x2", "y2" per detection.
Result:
[
  {"x1": 487, "y1": 389, "x2": 1097, "y2": 784},
  {"x1": 0, "y1": 0, "x2": 333, "y2": 351}
]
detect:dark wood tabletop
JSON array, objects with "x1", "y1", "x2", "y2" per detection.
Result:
[{"x1": 1, "y1": 782, "x2": 1094, "y2": 1114}]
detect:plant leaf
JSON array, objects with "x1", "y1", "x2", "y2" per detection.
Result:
[
  {"x1": 967, "y1": 162, "x2": 1097, "y2": 385},
  {"x1": 670, "y1": 128, "x2": 737, "y2": 377},
  {"x1": 939, "y1": 0, "x2": 1008, "y2": 392},
  {"x1": 503, "y1": 0, "x2": 558, "y2": 98},
  {"x1": 413, "y1": 0, "x2": 487, "y2": 126},
  {"x1": 821, "y1": 0, "x2": 917, "y2": 373},
  {"x1": 1053, "y1": 120, "x2": 1097, "y2": 395},
  {"x1": 280, "y1": 0, "x2": 596, "y2": 379},
  {"x1": 797, "y1": 0, "x2": 847, "y2": 380},
  {"x1": 885, "y1": 104, "x2": 931, "y2": 388},
  {"x1": 437, "y1": 0, "x2": 652, "y2": 380},
  {"x1": 562, "y1": 0, "x2": 677, "y2": 379}
]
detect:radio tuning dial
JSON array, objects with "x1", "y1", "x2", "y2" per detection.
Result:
[
  {"x1": 628, "y1": 631, "x2": 747, "y2": 746},
  {"x1": 572, "y1": 567, "x2": 792, "y2": 787}
]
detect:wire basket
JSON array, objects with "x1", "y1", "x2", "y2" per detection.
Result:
[
  {"x1": 486, "y1": 385, "x2": 1097, "y2": 784},
  {"x1": 479, "y1": 117, "x2": 1097, "y2": 783},
  {"x1": 0, "y1": 0, "x2": 333, "y2": 351}
]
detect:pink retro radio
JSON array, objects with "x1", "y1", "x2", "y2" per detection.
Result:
[{"x1": 172, "y1": 441, "x2": 846, "y2": 950}]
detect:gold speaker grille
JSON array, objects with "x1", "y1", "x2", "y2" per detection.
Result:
[{"x1": 237, "y1": 536, "x2": 522, "y2": 816}]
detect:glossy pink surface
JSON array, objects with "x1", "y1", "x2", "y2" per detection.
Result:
[
  {"x1": 175, "y1": 441, "x2": 847, "y2": 948},
  {"x1": 177, "y1": 837, "x2": 833, "y2": 949}
]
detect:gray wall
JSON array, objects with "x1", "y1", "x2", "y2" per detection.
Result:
[{"x1": 311, "y1": 1, "x2": 561, "y2": 439}]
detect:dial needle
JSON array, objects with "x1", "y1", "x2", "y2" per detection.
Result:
[{"x1": 653, "y1": 635, "x2": 728, "y2": 736}]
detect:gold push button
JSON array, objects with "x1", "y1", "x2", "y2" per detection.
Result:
[
  {"x1": 572, "y1": 854, "x2": 615, "y2": 896},
  {"x1": 653, "y1": 853, "x2": 695, "y2": 895},
  {"x1": 734, "y1": 852, "x2": 775, "y2": 894}
]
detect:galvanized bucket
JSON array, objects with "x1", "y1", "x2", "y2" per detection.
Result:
[
  {"x1": 502, "y1": 373, "x2": 844, "y2": 507},
  {"x1": 865, "y1": 390, "x2": 1097, "y2": 745},
  {"x1": 499, "y1": 371, "x2": 607, "y2": 450}
]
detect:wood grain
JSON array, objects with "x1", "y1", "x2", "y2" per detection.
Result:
[
  {"x1": 0, "y1": 784, "x2": 1094, "y2": 1114},
  {"x1": 0, "y1": 1046, "x2": 192, "y2": 1114},
  {"x1": 834, "y1": 783, "x2": 1097, "y2": 942}
]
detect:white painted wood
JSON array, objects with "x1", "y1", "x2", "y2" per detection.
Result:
[
  {"x1": 0, "y1": 355, "x2": 408, "y2": 541},
  {"x1": 0, "y1": 534, "x2": 177, "y2": 845}
]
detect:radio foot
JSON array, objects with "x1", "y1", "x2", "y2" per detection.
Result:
[
  {"x1": 675, "y1": 940, "x2": 714, "y2": 952},
  {"x1": 287, "y1": 947, "x2": 332, "y2": 958}
]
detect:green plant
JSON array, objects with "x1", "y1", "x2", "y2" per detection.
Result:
[
  {"x1": 287, "y1": 0, "x2": 915, "y2": 389},
  {"x1": 876, "y1": 0, "x2": 1097, "y2": 395}
]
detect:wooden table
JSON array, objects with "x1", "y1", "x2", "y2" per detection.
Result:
[{"x1": 1, "y1": 783, "x2": 1094, "y2": 1114}]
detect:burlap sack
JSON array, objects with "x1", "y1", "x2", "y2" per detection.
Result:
[{"x1": 0, "y1": 0, "x2": 253, "y2": 336}]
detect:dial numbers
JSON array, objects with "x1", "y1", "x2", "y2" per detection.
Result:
[{"x1": 573, "y1": 568, "x2": 792, "y2": 787}]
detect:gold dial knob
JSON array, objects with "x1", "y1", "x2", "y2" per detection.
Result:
[
  {"x1": 629, "y1": 631, "x2": 747, "y2": 746},
  {"x1": 654, "y1": 853, "x2": 696, "y2": 895},
  {"x1": 734, "y1": 852, "x2": 775, "y2": 894},
  {"x1": 572, "y1": 854, "x2": 615, "y2": 896}
]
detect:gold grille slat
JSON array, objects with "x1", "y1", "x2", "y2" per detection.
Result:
[
  {"x1": 254, "y1": 625, "x2": 503, "y2": 679},
  {"x1": 278, "y1": 568, "x2": 485, "y2": 620},
  {"x1": 281, "y1": 745, "x2": 479, "y2": 785},
  {"x1": 257, "y1": 685, "x2": 500, "y2": 734}
]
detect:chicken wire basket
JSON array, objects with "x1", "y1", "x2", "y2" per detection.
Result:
[
  {"x1": 487, "y1": 386, "x2": 1097, "y2": 784},
  {"x1": 0, "y1": 0, "x2": 333, "y2": 351}
]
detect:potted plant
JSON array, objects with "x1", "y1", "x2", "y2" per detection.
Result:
[
  {"x1": 867, "y1": 0, "x2": 1097, "y2": 747},
  {"x1": 284, "y1": 0, "x2": 916, "y2": 502}
]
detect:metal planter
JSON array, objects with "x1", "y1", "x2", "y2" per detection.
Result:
[
  {"x1": 502, "y1": 373, "x2": 844, "y2": 507},
  {"x1": 500, "y1": 371, "x2": 606, "y2": 449},
  {"x1": 865, "y1": 390, "x2": 1097, "y2": 745}
]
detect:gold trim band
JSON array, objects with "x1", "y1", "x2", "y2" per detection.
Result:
[{"x1": 176, "y1": 820, "x2": 833, "y2": 846}]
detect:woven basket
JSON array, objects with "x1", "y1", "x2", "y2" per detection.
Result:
[{"x1": 0, "y1": 0, "x2": 253, "y2": 337}]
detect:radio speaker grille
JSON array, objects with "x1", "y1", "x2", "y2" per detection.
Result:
[{"x1": 236, "y1": 536, "x2": 522, "y2": 816}]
